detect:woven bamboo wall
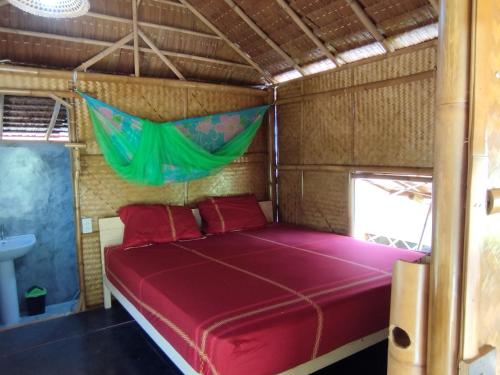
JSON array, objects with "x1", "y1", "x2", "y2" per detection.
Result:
[
  {"x1": 0, "y1": 67, "x2": 269, "y2": 307},
  {"x1": 276, "y1": 42, "x2": 436, "y2": 234}
]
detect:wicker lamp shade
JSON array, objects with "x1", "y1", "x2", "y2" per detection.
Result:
[{"x1": 8, "y1": 0, "x2": 90, "y2": 18}]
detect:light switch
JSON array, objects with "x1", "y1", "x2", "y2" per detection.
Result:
[{"x1": 82, "y1": 217, "x2": 93, "y2": 234}]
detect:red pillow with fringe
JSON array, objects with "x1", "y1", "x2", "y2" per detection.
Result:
[
  {"x1": 118, "y1": 204, "x2": 201, "y2": 249},
  {"x1": 197, "y1": 195, "x2": 267, "y2": 234}
]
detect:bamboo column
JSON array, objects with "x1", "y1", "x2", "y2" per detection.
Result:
[{"x1": 427, "y1": 1, "x2": 472, "y2": 374}]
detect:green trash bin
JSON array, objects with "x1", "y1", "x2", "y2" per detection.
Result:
[{"x1": 25, "y1": 286, "x2": 47, "y2": 316}]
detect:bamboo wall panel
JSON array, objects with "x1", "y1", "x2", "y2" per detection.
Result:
[
  {"x1": 187, "y1": 162, "x2": 267, "y2": 203},
  {"x1": 277, "y1": 44, "x2": 436, "y2": 233},
  {"x1": 277, "y1": 102, "x2": 302, "y2": 165},
  {"x1": 0, "y1": 67, "x2": 269, "y2": 307},
  {"x1": 354, "y1": 78, "x2": 435, "y2": 167},
  {"x1": 302, "y1": 94, "x2": 353, "y2": 165},
  {"x1": 301, "y1": 171, "x2": 350, "y2": 234},
  {"x1": 352, "y1": 46, "x2": 437, "y2": 85},
  {"x1": 277, "y1": 170, "x2": 302, "y2": 225},
  {"x1": 303, "y1": 68, "x2": 352, "y2": 96}
]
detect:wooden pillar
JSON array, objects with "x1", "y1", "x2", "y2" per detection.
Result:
[{"x1": 427, "y1": 1, "x2": 472, "y2": 374}]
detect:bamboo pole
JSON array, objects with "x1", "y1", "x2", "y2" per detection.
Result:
[
  {"x1": 275, "y1": 0, "x2": 344, "y2": 66},
  {"x1": 278, "y1": 164, "x2": 433, "y2": 176},
  {"x1": 138, "y1": 29, "x2": 185, "y2": 80},
  {"x1": 132, "y1": 0, "x2": 140, "y2": 77},
  {"x1": 267, "y1": 88, "x2": 277, "y2": 220},
  {"x1": 223, "y1": 0, "x2": 305, "y2": 76},
  {"x1": 76, "y1": 33, "x2": 134, "y2": 72},
  {"x1": 45, "y1": 101, "x2": 61, "y2": 141},
  {"x1": 86, "y1": 11, "x2": 220, "y2": 40},
  {"x1": 0, "y1": 94, "x2": 3, "y2": 140},
  {"x1": 0, "y1": 88, "x2": 77, "y2": 98},
  {"x1": 345, "y1": 0, "x2": 394, "y2": 52},
  {"x1": 49, "y1": 94, "x2": 73, "y2": 109},
  {"x1": 177, "y1": 0, "x2": 273, "y2": 83},
  {"x1": 0, "y1": 27, "x2": 252, "y2": 70},
  {"x1": 427, "y1": 0, "x2": 471, "y2": 373},
  {"x1": 276, "y1": 70, "x2": 435, "y2": 104}
]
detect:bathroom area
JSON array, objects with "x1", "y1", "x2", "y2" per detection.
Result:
[{"x1": 0, "y1": 142, "x2": 80, "y2": 329}]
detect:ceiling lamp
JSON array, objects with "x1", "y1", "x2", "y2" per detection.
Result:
[{"x1": 8, "y1": 0, "x2": 90, "y2": 18}]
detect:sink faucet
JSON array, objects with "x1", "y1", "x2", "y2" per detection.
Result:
[{"x1": 0, "y1": 225, "x2": 4, "y2": 240}]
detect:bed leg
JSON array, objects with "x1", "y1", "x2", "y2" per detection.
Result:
[{"x1": 103, "y1": 284, "x2": 112, "y2": 309}]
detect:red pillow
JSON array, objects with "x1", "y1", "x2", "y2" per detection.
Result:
[
  {"x1": 118, "y1": 204, "x2": 201, "y2": 249},
  {"x1": 197, "y1": 195, "x2": 267, "y2": 234}
]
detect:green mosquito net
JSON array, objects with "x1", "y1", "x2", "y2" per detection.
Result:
[{"x1": 80, "y1": 93, "x2": 269, "y2": 186}]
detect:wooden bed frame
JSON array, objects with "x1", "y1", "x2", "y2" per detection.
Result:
[{"x1": 98, "y1": 201, "x2": 387, "y2": 375}]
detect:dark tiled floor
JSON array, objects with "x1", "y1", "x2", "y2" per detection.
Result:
[{"x1": 0, "y1": 305, "x2": 388, "y2": 374}]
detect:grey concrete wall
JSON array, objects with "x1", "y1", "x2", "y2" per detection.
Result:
[{"x1": 0, "y1": 142, "x2": 79, "y2": 309}]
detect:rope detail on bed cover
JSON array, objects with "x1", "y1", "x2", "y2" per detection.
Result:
[{"x1": 79, "y1": 92, "x2": 269, "y2": 185}]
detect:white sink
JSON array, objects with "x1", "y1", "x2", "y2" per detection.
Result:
[
  {"x1": 0, "y1": 234, "x2": 36, "y2": 325},
  {"x1": 0, "y1": 234, "x2": 36, "y2": 262}
]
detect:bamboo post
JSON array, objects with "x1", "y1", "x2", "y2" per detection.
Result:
[
  {"x1": 132, "y1": 0, "x2": 140, "y2": 77},
  {"x1": 45, "y1": 101, "x2": 62, "y2": 140},
  {"x1": 0, "y1": 94, "x2": 3, "y2": 140},
  {"x1": 427, "y1": 0, "x2": 472, "y2": 374},
  {"x1": 267, "y1": 88, "x2": 277, "y2": 220}
]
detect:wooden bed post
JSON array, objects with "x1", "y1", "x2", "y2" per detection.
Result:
[{"x1": 427, "y1": 0, "x2": 472, "y2": 374}]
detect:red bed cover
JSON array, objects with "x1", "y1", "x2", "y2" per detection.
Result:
[{"x1": 105, "y1": 223, "x2": 423, "y2": 375}]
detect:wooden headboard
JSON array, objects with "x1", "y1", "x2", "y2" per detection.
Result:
[{"x1": 98, "y1": 200, "x2": 273, "y2": 264}]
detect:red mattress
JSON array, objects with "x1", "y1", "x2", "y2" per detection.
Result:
[{"x1": 105, "y1": 223, "x2": 423, "y2": 375}]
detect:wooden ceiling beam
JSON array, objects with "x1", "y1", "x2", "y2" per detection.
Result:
[
  {"x1": 428, "y1": 0, "x2": 439, "y2": 13},
  {"x1": 149, "y1": 0, "x2": 186, "y2": 8},
  {"x1": 275, "y1": 0, "x2": 343, "y2": 67},
  {"x1": 345, "y1": 0, "x2": 395, "y2": 52},
  {"x1": 132, "y1": 0, "x2": 140, "y2": 77},
  {"x1": 138, "y1": 29, "x2": 185, "y2": 80},
  {"x1": 177, "y1": 0, "x2": 274, "y2": 84},
  {"x1": 223, "y1": 0, "x2": 305, "y2": 76},
  {"x1": 76, "y1": 33, "x2": 134, "y2": 72},
  {"x1": 45, "y1": 101, "x2": 61, "y2": 141},
  {"x1": 0, "y1": 27, "x2": 253, "y2": 70}
]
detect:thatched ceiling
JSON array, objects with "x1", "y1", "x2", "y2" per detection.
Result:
[{"x1": 0, "y1": 0, "x2": 438, "y2": 87}]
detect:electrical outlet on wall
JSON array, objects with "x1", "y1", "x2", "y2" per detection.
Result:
[{"x1": 81, "y1": 217, "x2": 93, "y2": 234}]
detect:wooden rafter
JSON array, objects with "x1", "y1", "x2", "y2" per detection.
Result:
[
  {"x1": 345, "y1": 0, "x2": 394, "y2": 52},
  {"x1": 223, "y1": 0, "x2": 305, "y2": 76},
  {"x1": 138, "y1": 29, "x2": 185, "y2": 80},
  {"x1": 75, "y1": 33, "x2": 134, "y2": 72},
  {"x1": 132, "y1": 0, "x2": 140, "y2": 77},
  {"x1": 49, "y1": 94, "x2": 73, "y2": 109},
  {"x1": 428, "y1": 0, "x2": 439, "y2": 13},
  {"x1": 0, "y1": 27, "x2": 253, "y2": 70},
  {"x1": 46, "y1": 101, "x2": 62, "y2": 141},
  {"x1": 177, "y1": 0, "x2": 274, "y2": 84},
  {"x1": 275, "y1": 0, "x2": 344, "y2": 67},
  {"x1": 0, "y1": 94, "x2": 4, "y2": 140},
  {"x1": 87, "y1": 12, "x2": 220, "y2": 41}
]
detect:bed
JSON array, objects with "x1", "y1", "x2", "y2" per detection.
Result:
[{"x1": 98, "y1": 201, "x2": 423, "y2": 375}]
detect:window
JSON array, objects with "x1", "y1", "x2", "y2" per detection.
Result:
[
  {"x1": 0, "y1": 95, "x2": 70, "y2": 141},
  {"x1": 352, "y1": 174, "x2": 432, "y2": 253}
]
